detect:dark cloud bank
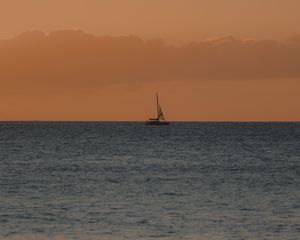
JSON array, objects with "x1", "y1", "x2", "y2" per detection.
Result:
[{"x1": 1, "y1": 30, "x2": 300, "y2": 94}]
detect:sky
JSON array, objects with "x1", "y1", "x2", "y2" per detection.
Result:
[
  {"x1": 0, "y1": 0, "x2": 300, "y2": 121},
  {"x1": 1, "y1": 0, "x2": 300, "y2": 43}
]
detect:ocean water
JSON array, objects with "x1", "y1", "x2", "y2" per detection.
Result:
[{"x1": 0, "y1": 122, "x2": 299, "y2": 240}]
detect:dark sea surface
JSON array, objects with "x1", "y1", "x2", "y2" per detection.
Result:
[{"x1": 0, "y1": 122, "x2": 299, "y2": 240}]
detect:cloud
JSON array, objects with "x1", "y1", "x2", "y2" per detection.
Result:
[{"x1": 1, "y1": 30, "x2": 300, "y2": 95}]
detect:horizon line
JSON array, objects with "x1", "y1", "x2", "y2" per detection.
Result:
[{"x1": 0, "y1": 120, "x2": 299, "y2": 123}]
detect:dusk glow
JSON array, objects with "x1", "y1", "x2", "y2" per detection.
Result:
[{"x1": 1, "y1": 2, "x2": 300, "y2": 240}]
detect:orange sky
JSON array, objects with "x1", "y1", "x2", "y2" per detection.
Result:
[
  {"x1": 0, "y1": 1, "x2": 300, "y2": 121},
  {"x1": 1, "y1": 0, "x2": 300, "y2": 43}
]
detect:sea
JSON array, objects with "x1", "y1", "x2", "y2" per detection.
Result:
[{"x1": 0, "y1": 122, "x2": 299, "y2": 240}]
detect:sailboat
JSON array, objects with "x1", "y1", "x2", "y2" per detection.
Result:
[{"x1": 145, "y1": 93, "x2": 170, "y2": 125}]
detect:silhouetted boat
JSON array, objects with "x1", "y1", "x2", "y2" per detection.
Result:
[{"x1": 145, "y1": 93, "x2": 170, "y2": 125}]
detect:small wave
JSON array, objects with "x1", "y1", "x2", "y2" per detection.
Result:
[
  {"x1": 0, "y1": 235, "x2": 127, "y2": 240},
  {"x1": 0, "y1": 234, "x2": 226, "y2": 240}
]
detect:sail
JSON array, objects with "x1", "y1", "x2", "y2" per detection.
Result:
[
  {"x1": 158, "y1": 104, "x2": 165, "y2": 120},
  {"x1": 146, "y1": 93, "x2": 169, "y2": 125},
  {"x1": 156, "y1": 93, "x2": 166, "y2": 121}
]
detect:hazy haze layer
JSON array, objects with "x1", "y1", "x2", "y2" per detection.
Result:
[{"x1": 0, "y1": 30, "x2": 299, "y2": 121}]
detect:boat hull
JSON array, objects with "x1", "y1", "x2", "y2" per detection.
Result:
[{"x1": 145, "y1": 120, "x2": 170, "y2": 125}]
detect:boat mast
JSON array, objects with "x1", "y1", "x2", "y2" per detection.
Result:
[{"x1": 156, "y1": 93, "x2": 159, "y2": 120}]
